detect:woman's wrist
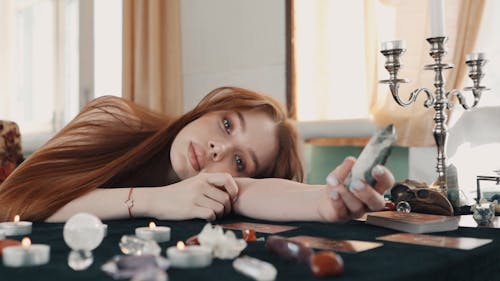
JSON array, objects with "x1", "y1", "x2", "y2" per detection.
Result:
[{"x1": 129, "y1": 187, "x2": 154, "y2": 218}]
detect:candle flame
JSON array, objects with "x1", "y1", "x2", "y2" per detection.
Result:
[
  {"x1": 177, "y1": 241, "x2": 185, "y2": 250},
  {"x1": 14, "y1": 215, "x2": 20, "y2": 223},
  {"x1": 149, "y1": 222, "x2": 156, "y2": 229},
  {"x1": 21, "y1": 237, "x2": 31, "y2": 248}
]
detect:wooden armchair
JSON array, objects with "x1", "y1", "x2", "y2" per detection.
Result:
[{"x1": 0, "y1": 121, "x2": 24, "y2": 184}]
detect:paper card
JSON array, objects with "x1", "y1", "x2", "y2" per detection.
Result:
[
  {"x1": 289, "y1": 235, "x2": 383, "y2": 253},
  {"x1": 220, "y1": 222, "x2": 298, "y2": 234},
  {"x1": 377, "y1": 233, "x2": 492, "y2": 250}
]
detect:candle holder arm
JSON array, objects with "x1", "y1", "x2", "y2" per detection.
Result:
[
  {"x1": 446, "y1": 88, "x2": 485, "y2": 110},
  {"x1": 389, "y1": 84, "x2": 435, "y2": 108}
]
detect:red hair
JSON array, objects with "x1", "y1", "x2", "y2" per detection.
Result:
[{"x1": 0, "y1": 87, "x2": 303, "y2": 221}]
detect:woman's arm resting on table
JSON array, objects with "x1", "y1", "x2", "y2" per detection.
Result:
[
  {"x1": 233, "y1": 157, "x2": 395, "y2": 222},
  {"x1": 46, "y1": 172, "x2": 239, "y2": 222}
]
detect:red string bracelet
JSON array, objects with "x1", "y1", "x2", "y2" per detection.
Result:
[{"x1": 124, "y1": 187, "x2": 135, "y2": 219}]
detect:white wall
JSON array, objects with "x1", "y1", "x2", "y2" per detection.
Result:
[{"x1": 180, "y1": 0, "x2": 286, "y2": 111}]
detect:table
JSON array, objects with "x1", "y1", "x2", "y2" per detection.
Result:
[{"x1": 2, "y1": 215, "x2": 500, "y2": 281}]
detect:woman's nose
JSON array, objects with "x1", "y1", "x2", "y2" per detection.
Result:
[{"x1": 208, "y1": 141, "x2": 229, "y2": 162}]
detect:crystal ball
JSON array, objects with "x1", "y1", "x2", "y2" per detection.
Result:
[
  {"x1": 396, "y1": 201, "x2": 411, "y2": 213},
  {"x1": 63, "y1": 213, "x2": 105, "y2": 251}
]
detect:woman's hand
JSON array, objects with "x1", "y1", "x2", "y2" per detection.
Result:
[
  {"x1": 149, "y1": 172, "x2": 238, "y2": 221},
  {"x1": 318, "y1": 157, "x2": 395, "y2": 222}
]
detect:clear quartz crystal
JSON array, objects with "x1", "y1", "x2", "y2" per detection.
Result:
[
  {"x1": 63, "y1": 213, "x2": 105, "y2": 271},
  {"x1": 131, "y1": 268, "x2": 168, "y2": 281},
  {"x1": 233, "y1": 256, "x2": 277, "y2": 281},
  {"x1": 68, "y1": 250, "x2": 94, "y2": 271},
  {"x1": 396, "y1": 201, "x2": 411, "y2": 213},
  {"x1": 119, "y1": 235, "x2": 161, "y2": 256}
]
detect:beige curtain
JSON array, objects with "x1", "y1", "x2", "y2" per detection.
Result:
[
  {"x1": 369, "y1": 0, "x2": 485, "y2": 146},
  {"x1": 123, "y1": 0, "x2": 183, "y2": 116}
]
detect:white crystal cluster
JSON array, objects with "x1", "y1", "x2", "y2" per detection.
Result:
[{"x1": 197, "y1": 223, "x2": 247, "y2": 259}]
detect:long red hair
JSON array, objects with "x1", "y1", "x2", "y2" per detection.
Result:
[{"x1": 0, "y1": 87, "x2": 303, "y2": 221}]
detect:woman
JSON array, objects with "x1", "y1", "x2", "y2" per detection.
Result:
[{"x1": 0, "y1": 87, "x2": 394, "y2": 222}]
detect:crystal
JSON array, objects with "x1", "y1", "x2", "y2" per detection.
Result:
[
  {"x1": 265, "y1": 235, "x2": 313, "y2": 264},
  {"x1": 185, "y1": 235, "x2": 200, "y2": 246},
  {"x1": 309, "y1": 251, "x2": 344, "y2": 277},
  {"x1": 472, "y1": 200, "x2": 496, "y2": 226},
  {"x1": 68, "y1": 250, "x2": 93, "y2": 271},
  {"x1": 119, "y1": 235, "x2": 161, "y2": 256},
  {"x1": 131, "y1": 268, "x2": 167, "y2": 281},
  {"x1": 344, "y1": 124, "x2": 396, "y2": 189},
  {"x1": 197, "y1": 223, "x2": 247, "y2": 259},
  {"x1": 101, "y1": 255, "x2": 169, "y2": 280},
  {"x1": 63, "y1": 213, "x2": 105, "y2": 251},
  {"x1": 396, "y1": 201, "x2": 411, "y2": 213},
  {"x1": 233, "y1": 255, "x2": 277, "y2": 281},
  {"x1": 242, "y1": 229, "x2": 257, "y2": 242}
]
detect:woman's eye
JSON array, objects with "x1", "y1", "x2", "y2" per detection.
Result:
[
  {"x1": 222, "y1": 117, "x2": 232, "y2": 134},
  {"x1": 235, "y1": 155, "x2": 245, "y2": 172}
]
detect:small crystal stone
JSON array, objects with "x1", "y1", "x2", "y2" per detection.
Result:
[
  {"x1": 119, "y1": 235, "x2": 161, "y2": 256},
  {"x1": 265, "y1": 235, "x2": 313, "y2": 263},
  {"x1": 242, "y1": 229, "x2": 257, "y2": 242},
  {"x1": 68, "y1": 250, "x2": 93, "y2": 271},
  {"x1": 130, "y1": 267, "x2": 167, "y2": 281},
  {"x1": 101, "y1": 255, "x2": 170, "y2": 280},
  {"x1": 0, "y1": 239, "x2": 21, "y2": 255},
  {"x1": 396, "y1": 201, "x2": 411, "y2": 213},
  {"x1": 309, "y1": 251, "x2": 344, "y2": 277},
  {"x1": 233, "y1": 256, "x2": 277, "y2": 281},
  {"x1": 472, "y1": 201, "x2": 496, "y2": 226},
  {"x1": 186, "y1": 235, "x2": 200, "y2": 246}
]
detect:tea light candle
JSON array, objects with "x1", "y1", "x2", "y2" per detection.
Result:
[
  {"x1": 0, "y1": 215, "x2": 32, "y2": 236},
  {"x1": 166, "y1": 241, "x2": 212, "y2": 268},
  {"x1": 2, "y1": 237, "x2": 50, "y2": 267},
  {"x1": 381, "y1": 40, "x2": 406, "y2": 51},
  {"x1": 135, "y1": 222, "x2": 171, "y2": 243}
]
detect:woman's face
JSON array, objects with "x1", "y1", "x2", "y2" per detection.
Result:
[{"x1": 170, "y1": 110, "x2": 279, "y2": 179}]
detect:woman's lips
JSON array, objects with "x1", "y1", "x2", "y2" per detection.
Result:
[{"x1": 188, "y1": 142, "x2": 206, "y2": 172}]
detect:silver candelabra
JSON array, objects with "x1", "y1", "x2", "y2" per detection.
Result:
[{"x1": 379, "y1": 36, "x2": 488, "y2": 198}]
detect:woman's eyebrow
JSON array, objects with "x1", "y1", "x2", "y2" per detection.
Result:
[{"x1": 235, "y1": 111, "x2": 260, "y2": 173}]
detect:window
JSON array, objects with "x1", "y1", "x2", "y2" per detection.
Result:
[
  {"x1": 292, "y1": 0, "x2": 396, "y2": 122},
  {"x1": 0, "y1": 0, "x2": 122, "y2": 152},
  {"x1": 292, "y1": 0, "x2": 499, "y2": 121}
]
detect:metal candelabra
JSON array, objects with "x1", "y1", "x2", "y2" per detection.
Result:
[{"x1": 379, "y1": 36, "x2": 489, "y2": 197}]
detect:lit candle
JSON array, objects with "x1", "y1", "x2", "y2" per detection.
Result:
[
  {"x1": 465, "y1": 52, "x2": 485, "y2": 61},
  {"x1": 2, "y1": 237, "x2": 50, "y2": 267},
  {"x1": 429, "y1": 0, "x2": 445, "y2": 37},
  {"x1": 166, "y1": 241, "x2": 212, "y2": 268},
  {"x1": 381, "y1": 40, "x2": 406, "y2": 51},
  {"x1": 0, "y1": 215, "x2": 32, "y2": 236},
  {"x1": 135, "y1": 222, "x2": 171, "y2": 243}
]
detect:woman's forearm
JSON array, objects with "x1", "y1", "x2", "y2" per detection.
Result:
[
  {"x1": 46, "y1": 187, "x2": 152, "y2": 222},
  {"x1": 233, "y1": 178, "x2": 326, "y2": 221}
]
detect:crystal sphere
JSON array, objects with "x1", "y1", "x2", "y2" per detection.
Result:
[
  {"x1": 396, "y1": 201, "x2": 411, "y2": 213},
  {"x1": 63, "y1": 213, "x2": 105, "y2": 251}
]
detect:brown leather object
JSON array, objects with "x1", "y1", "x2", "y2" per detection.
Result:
[{"x1": 390, "y1": 179, "x2": 454, "y2": 216}]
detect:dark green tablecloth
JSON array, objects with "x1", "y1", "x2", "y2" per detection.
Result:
[{"x1": 2, "y1": 215, "x2": 499, "y2": 281}]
